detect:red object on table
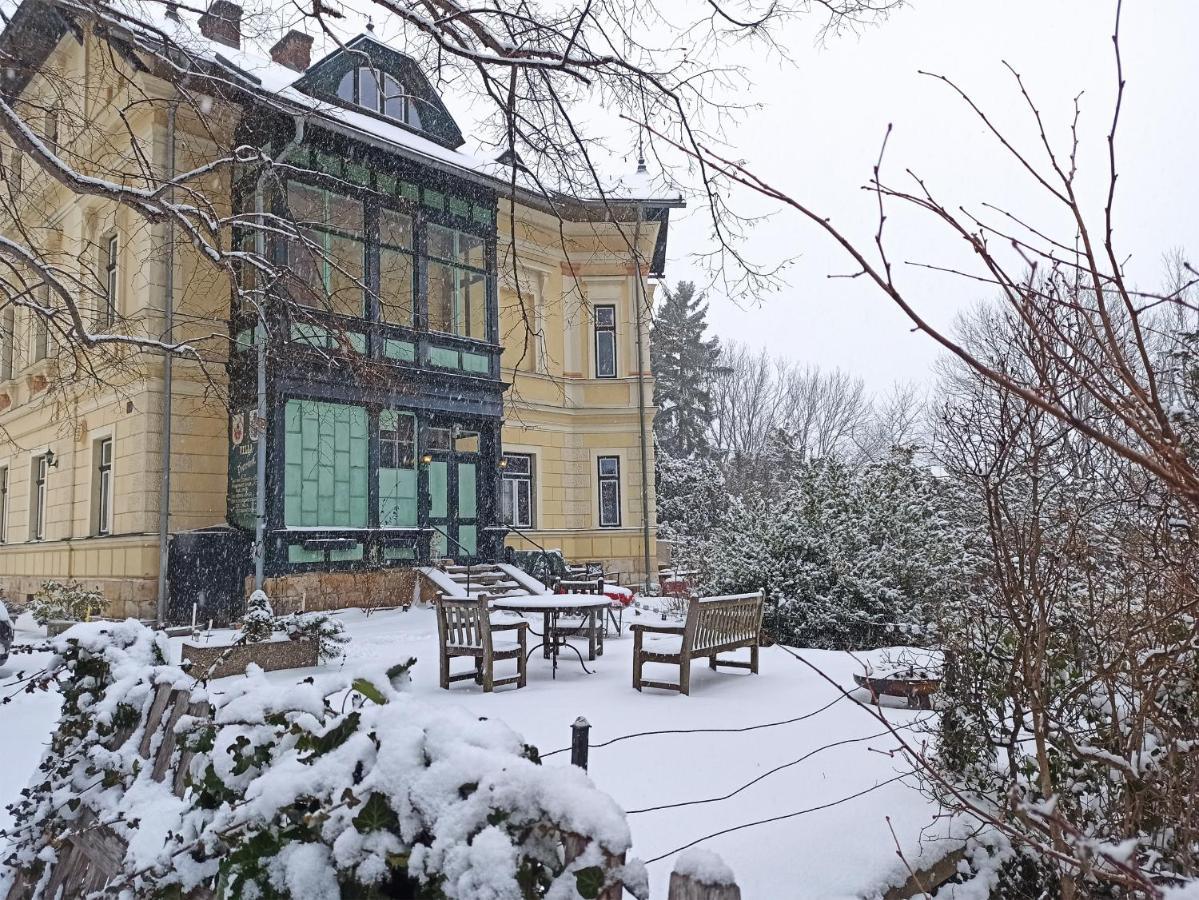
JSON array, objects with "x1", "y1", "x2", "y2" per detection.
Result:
[{"x1": 553, "y1": 583, "x2": 636, "y2": 606}]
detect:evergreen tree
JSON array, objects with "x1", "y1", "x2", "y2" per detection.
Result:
[{"x1": 651, "y1": 281, "x2": 723, "y2": 458}]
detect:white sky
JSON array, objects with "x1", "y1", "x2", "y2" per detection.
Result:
[{"x1": 659, "y1": 0, "x2": 1199, "y2": 393}]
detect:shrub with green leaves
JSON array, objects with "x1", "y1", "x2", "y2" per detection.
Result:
[
  {"x1": 27, "y1": 579, "x2": 107, "y2": 625},
  {"x1": 2, "y1": 620, "x2": 642, "y2": 899}
]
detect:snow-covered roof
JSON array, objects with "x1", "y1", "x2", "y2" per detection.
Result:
[{"x1": 25, "y1": 0, "x2": 685, "y2": 211}]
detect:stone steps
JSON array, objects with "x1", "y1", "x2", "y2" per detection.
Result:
[{"x1": 438, "y1": 563, "x2": 539, "y2": 600}]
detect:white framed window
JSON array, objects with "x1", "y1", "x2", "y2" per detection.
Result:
[
  {"x1": 501, "y1": 453, "x2": 534, "y2": 529},
  {"x1": 0, "y1": 465, "x2": 8, "y2": 544},
  {"x1": 1, "y1": 307, "x2": 14, "y2": 379},
  {"x1": 597, "y1": 455, "x2": 621, "y2": 527},
  {"x1": 594, "y1": 304, "x2": 616, "y2": 378},
  {"x1": 336, "y1": 67, "x2": 423, "y2": 128},
  {"x1": 31, "y1": 287, "x2": 49, "y2": 363},
  {"x1": 93, "y1": 437, "x2": 113, "y2": 536},
  {"x1": 30, "y1": 454, "x2": 48, "y2": 541},
  {"x1": 98, "y1": 234, "x2": 118, "y2": 328}
]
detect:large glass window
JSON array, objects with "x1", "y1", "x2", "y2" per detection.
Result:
[
  {"x1": 379, "y1": 410, "x2": 417, "y2": 527},
  {"x1": 285, "y1": 183, "x2": 365, "y2": 319},
  {"x1": 501, "y1": 453, "x2": 534, "y2": 528},
  {"x1": 598, "y1": 455, "x2": 621, "y2": 527},
  {"x1": 378, "y1": 209, "x2": 414, "y2": 326},
  {"x1": 277, "y1": 177, "x2": 494, "y2": 358},
  {"x1": 427, "y1": 225, "x2": 488, "y2": 340},
  {"x1": 283, "y1": 400, "x2": 369, "y2": 527}
]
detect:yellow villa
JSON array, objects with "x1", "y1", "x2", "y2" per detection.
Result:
[{"x1": 0, "y1": 0, "x2": 679, "y2": 620}]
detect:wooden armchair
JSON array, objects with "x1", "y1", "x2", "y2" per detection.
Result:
[
  {"x1": 435, "y1": 594, "x2": 528, "y2": 692},
  {"x1": 632, "y1": 590, "x2": 765, "y2": 695}
]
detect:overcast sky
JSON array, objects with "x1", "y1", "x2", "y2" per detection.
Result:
[
  {"x1": 657, "y1": 0, "x2": 1199, "y2": 394},
  {"x1": 324, "y1": 0, "x2": 1197, "y2": 396}
]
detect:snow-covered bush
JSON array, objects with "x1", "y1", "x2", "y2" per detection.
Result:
[
  {"x1": 278, "y1": 610, "x2": 350, "y2": 662},
  {"x1": 27, "y1": 578, "x2": 107, "y2": 625},
  {"x1": 3, "y1": 620, "x2": 642, "y2": 900},
  {"x1": 240, "y1": 588, "x2": 275, "y2": 642},
  {"x1": 674, "y1": 452, "x2": 972, "y2": 649}
]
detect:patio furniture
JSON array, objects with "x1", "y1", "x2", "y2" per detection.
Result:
[
  {"x1": 632, "y1": 590, "x2": 765, "y2": 695},
  {"x1": 566, "y1": 561, "x2": 605, "y2": 580},
  {"x1": 554, "y1": 577, "x2": 608, "y2": 648},
  {"x1": 660, "y1": 568, "x2": 699, "y2": 602},
  {"x1": 601, "y1": 583, "x2": 635, "y2": 637},
  {"x1": 853, "y1": 669, "x2": 940, "y2": 709},
  {"x1": 491, "y1": 594, "x2": 610, "y2": 678},
  {"x1": 435, "y1": 594, "x2": 528, "y2": 692}
]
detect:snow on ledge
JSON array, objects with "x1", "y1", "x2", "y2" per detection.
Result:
[
  {"x1": 496, "y1": 563, "x2": 547, "y2": 594},
  {"x1": 417, "y1": 566, "x2": 465, "y2": 598},
  {"x1": 673, "y1": 848, "x2": 737, "y2": 886}
]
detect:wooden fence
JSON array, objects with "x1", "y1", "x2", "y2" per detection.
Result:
[{"x1": 4, "y1": 683, "x2": 214, "y2": 900}]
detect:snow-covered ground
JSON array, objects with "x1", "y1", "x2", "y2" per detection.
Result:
[{"x1": 0, "y1": 604, "x2": 968, "y2": 898}]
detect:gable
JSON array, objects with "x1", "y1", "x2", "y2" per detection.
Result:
[{"x1": 295, "y1": 34, "x2": 464, "y2": 150}]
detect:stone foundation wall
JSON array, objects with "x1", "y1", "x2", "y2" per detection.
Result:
[
  {"x1": 254, "y1": 567, "x2": 442, "y2": 616},
  {"x1": 0, "y1": 572, "x2": 157, "y2": 621}
]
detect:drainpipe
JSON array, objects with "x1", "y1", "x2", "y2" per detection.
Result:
[
  {"x1": 254, "y1": 115, "x2": 306, "y2": 592},
  {"x1": 631, "y1": 201, "x2": 654, "y2": 591},
  {"x1": 156, "y1": 99, "x2": 178, "y2": 625}
]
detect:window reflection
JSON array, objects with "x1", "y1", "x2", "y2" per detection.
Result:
[{"x1": 286, "y1": 183, "x2": 365, "y2": 319}]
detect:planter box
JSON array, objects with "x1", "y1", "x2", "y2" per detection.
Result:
[{"x1": 181, "y1": 639, "x2": 319, "y2": 679}]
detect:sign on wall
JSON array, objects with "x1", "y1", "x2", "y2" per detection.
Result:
[{"x1": 228, "y1": 407, "x2": 258, "y2": 530}]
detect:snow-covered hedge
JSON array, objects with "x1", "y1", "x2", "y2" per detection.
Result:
[{"x1": 2, "y1": 620, "x2": 642, "y2": 899}]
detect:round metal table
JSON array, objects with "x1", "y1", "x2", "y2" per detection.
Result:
[{"x1": 490, "y1": 594, "x2": 609, "y2": 678}]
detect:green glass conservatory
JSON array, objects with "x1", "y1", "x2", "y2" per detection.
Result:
[{"x1": 226, "y1": 38, "x2": 507, "y2": 575}]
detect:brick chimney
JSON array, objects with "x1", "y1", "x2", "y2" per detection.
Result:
[
  {"x1": 269, "y1": 29, "x2": 313, "y2": 72},
  {"x1": 198, "y1": 0, "x2": 242, "y2": 49}
]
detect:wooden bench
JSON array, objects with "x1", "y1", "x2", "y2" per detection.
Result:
[{"x1": 632, "y1": 590, "x2": 765, "y2": 695}]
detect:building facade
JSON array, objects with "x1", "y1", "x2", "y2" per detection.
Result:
[{"x1": 0, "y1": 1, "x2": 676, "y2": 619}]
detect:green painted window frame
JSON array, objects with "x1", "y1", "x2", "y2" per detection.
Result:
[{"x1": 378, "y1": 410, "x2": 418, "y2": 529}]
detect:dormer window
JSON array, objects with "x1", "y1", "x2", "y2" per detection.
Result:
[{"x1": 336, "y1": 67, "x2": 422, "y2": 129}]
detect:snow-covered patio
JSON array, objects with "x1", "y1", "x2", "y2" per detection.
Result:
[{"x1": 0, "y1": 606, "x2": 966, "y2": 898}]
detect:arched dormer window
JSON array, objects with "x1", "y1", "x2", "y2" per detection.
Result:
[{"x1": 336, "y1": 67, "x2": 423, "y2": 129}]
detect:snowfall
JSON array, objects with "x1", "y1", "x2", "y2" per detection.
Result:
[{"x1": 0, "y1": 603, "x2": 976, "y2": 898}]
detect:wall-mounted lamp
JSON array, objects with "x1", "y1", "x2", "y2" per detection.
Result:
[
  {"x1": 420, "y1": 453, "x2": 433, "y2": 465},
  {"x1": 44, "y1": 449, "x2": 58, "y2": 469},
  {"x1": 498, "y1": 457, "x2": 508, "y2": 469}
]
